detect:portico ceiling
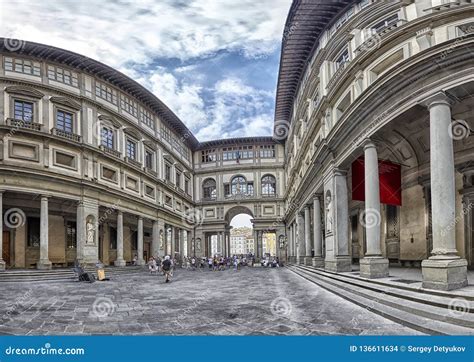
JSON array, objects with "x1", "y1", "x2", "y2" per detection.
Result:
[{"x1": 274, "y1": 0, "x2": 356, "y2": 132}]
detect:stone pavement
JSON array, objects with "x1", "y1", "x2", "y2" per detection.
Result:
[{"x1": 0, "y1": 267, "x2": 422, "y2": 335}]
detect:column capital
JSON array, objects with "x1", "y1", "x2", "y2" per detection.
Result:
[
  {"x1": 40, "y1": 194, "x2": 51, "y2": 201},
  {"x1": 362, "y1": 138, "x2": 377, "y2": 150},
  {"x1": 313, "y1": 193, "x2": 322, "y2": 201},
  {"x1": 423, "y1": 91, "x2": 453, "y2": 109},
  {"x1": 138, "y1": 215, "x2": 143, "y2": 221}
]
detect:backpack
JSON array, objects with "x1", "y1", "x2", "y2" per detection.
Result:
[{"x1": 162, "y1": 259, "x2": 172, "y2": 271}]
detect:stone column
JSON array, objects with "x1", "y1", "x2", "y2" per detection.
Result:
[
  {"x1": 170, "y1": 226, "x2": 175, "y2": 258},
  {"x1": 312, "y1": 195, "x2": 324, "y2": 267},
  {"x1": 114, "y1": 211, "x2": 126, "y2": 266},
  {"x1": 152, "y1": 220, "x2": 159, "y2": 258},
  {"x1": 0, "y1": 192, "x2": 5, "y2": 271},
  {"x1": 136, "y1": 216, "x2": 145, "y2": 265},
  {"x1": 291, "y1": 222, "x2": 298, "y2": 263},
  {"x1": 37, "y1": 196, "x2": 52, "y2": 269},
  {"x1": 296, "y1": 212, "x2": 305, "y2": 264},
  {"x1": 324, "y1": 168, "x2": 352, "y2": 272},
  {"x1": 422, "y1": 92, "x2": 468, "y2": 290},
  {"x1": 360, "y1": 140, "x2": 389, "y2": 278},
  {"x1": 304, "y1": 206, "x2": 312, "y2": 265},
  {"x1": 287, "y1": 225, "x2": 292, "y2": 263}
]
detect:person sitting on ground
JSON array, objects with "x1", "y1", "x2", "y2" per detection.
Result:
[
  {"x1": 148, "y1": 257, "x2": 157, "y2": 274},
  {"x1": 132, "y1": 254, "x2": 138, "y2": 266}
]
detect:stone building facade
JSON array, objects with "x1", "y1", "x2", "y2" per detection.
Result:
[
  {"x1": 0, "y1": 0, "x2": 473, "y2": 291},
  {"x1": 279, "y1": 0, "x2": 473, "y2": 290}
]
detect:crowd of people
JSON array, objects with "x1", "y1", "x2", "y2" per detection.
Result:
[{"x1": 145, "y1": 253, "x2": 281, "y2": 282}]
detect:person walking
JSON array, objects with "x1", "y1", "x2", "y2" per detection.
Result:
[{"x1": 162, "y1": 255, "x2": 173, "y2": 283}]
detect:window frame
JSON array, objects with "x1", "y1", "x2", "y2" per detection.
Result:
[
  {"x1": 13, "y1": 98, "x2": 35, "y2": 123},
  {"x1": 125, "y1": 137, "x2": 138, "y2": 160}
]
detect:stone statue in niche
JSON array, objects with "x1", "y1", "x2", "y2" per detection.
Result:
[
  {"x1": 196, "y1": 238, "x2": 201, "y2": 251},
  {"x1": 159, "y1": 230, "x2": 164, "y2": 250},
  {"x1": 325, "y1": 191, "x2": 333, "y2": 234},
  {"x1": 86, "y1": 216, "x2": 96, "y2": 244}
]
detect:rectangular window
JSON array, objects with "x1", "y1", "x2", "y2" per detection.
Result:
[
  {"x1": 126, "y1": 139, "x2": 137, "y2": 160},
  {"x1": 56, "y1": 110, "x2": 74, "y2": 133},
  {"x1": 176, "y1": 171, "x2": 181, "y2": 188},
  {"x1": 47, "y1": 65, "x2": 79, "y2": 87},
  {"x1": 259, "y1": 145, "x2": 275, "y2": 158},
  {"x1": 66, "y1": 221, "x2": 77, "y2": 248},
  {"x1": 185, "y1": 178, "x2": 190, "y2": 194},
  {"x1": 145, "y1": 150, "x2": 154, "y2": 169},
  {"x1": 140, "y1": 108, "x2": 155, "y2": 129},
  {"x1": 101, "y1": 127, "x2": 114, "y2": 149},
  {"x1": 160, "y1": 126, "x2": 171, "y2": 143},
  {"x1": 27, "y1": 217, "x2": 40, "y2": 247},
  {"x1": 165, "y1": 164, "x2": 171, "y2": 181},
  {"x1": 14, "y1": 100, "x2": 34, "y2": 122},
  {"x1": 201, "y1": 149, "x2": 217, "y2": 163},
  {"x1": 95, "y1": 81, "x2": 118, "y2": 105},
  {"x1": 224, "y1": 183, "x2": 230, "y2": 196},
  {"x1": 5, "y1": 57, "x2": 40, "y2": 76},
  {"x1": 120, "y1": 94, "x2": 139, "y2": 117},
  {"x1": 247, "y1": 182, "x2": 254, "y2": 196}
]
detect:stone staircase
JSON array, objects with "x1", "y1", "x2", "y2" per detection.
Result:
[
  {"x1": 0, "y1": 266, "x2": 145, "y2": 283},
  {"x1": 287, "y1": 264, "x2": 474, "y2": 335}
]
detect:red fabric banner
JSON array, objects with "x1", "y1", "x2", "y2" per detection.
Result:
[{"x1": 351, "y1": 157, "x2": 402, "y2": 206}]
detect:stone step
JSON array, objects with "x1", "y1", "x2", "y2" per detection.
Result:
[
  {"x1": 288, "y1": 265, "x2": 474, "y2": 335},
  {"x1": 296, "y1": 264, "x2": 474, "y2": 310},
  {"x1": 301, "y1": 264, "x2": 474, "y2": 301},
  {"x1": 0, "y1": 266, "x2": 146, "y2": 282},
  {"x1": 292, "y1": 265, "x2": 474, "y2": 328}
]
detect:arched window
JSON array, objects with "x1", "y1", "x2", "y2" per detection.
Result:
[
  {"x1": 261, "y1": 175, "x2": 276, "y2": 196},
  {"x1": 231, "y1": 176, "x2": 247, "y2": 195},
  {"x1": 202, "y1": 178, "x2": 217, "y2": 200}
]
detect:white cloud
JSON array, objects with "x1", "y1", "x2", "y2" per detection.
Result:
[
  {"x1": 0, "y1": 0, "x2": 289, "y2": 141},
  {"x1": 0, "y1": 0, "x2": 290, "y2": 66}
]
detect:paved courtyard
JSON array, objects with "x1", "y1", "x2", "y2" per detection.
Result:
[{"x1": 0, "y1": 267, "x2": 422, "y2": 335}]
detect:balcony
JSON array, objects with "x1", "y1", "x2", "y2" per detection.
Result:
[
  {"x1": 7, "y1": 118, "x2": 42, "y2": 131},
  {"x1": 51, "y1": 128, "x2": 82, "y2": 143},
  {"x1": 125, "y1": 156, "x2": 142, "y2": 168},
  {"x1": 99, "y1": 145, "x2": 122, "y2": 159}
]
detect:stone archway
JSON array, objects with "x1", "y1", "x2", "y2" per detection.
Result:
[{"x1": 224, "y1": 206, "x2": 254, "y2": 257}]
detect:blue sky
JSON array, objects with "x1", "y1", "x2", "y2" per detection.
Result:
[{"x1": 0, "y1": 0, "x2": 291, "y2": 141}]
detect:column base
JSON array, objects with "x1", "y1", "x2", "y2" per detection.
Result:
[
  {"x1": 303, "y1": 256, "x2": 313, "y2": 265},
  {"x1": 136, "y1": 259, "x2": 146, "y2": 266},
  {"x1": 325, "y1": 257, "x2": 352, "y2": 273},
  {"x1": 421, "y1": 257, "x2": 468, "y2": 291},
  {"x1": 114, "y1": 259, "x2": 126, "y2": 267},
  {"x1": 37, "y1": 260, "x2": 52, "y2": 270},
  {"x1": 359, "y1": 257, "x2": 389, "y2": 279},
  {"x1": 312, "y1": 257, "x2": 325, "y2": 268},
  {"x1": 0, "y1": 260, "x2": 5, "y2": 271}
]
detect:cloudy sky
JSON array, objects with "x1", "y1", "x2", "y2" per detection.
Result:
[{"x1": 0, "y1": 0, "x2": 291, "y2": 141}]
